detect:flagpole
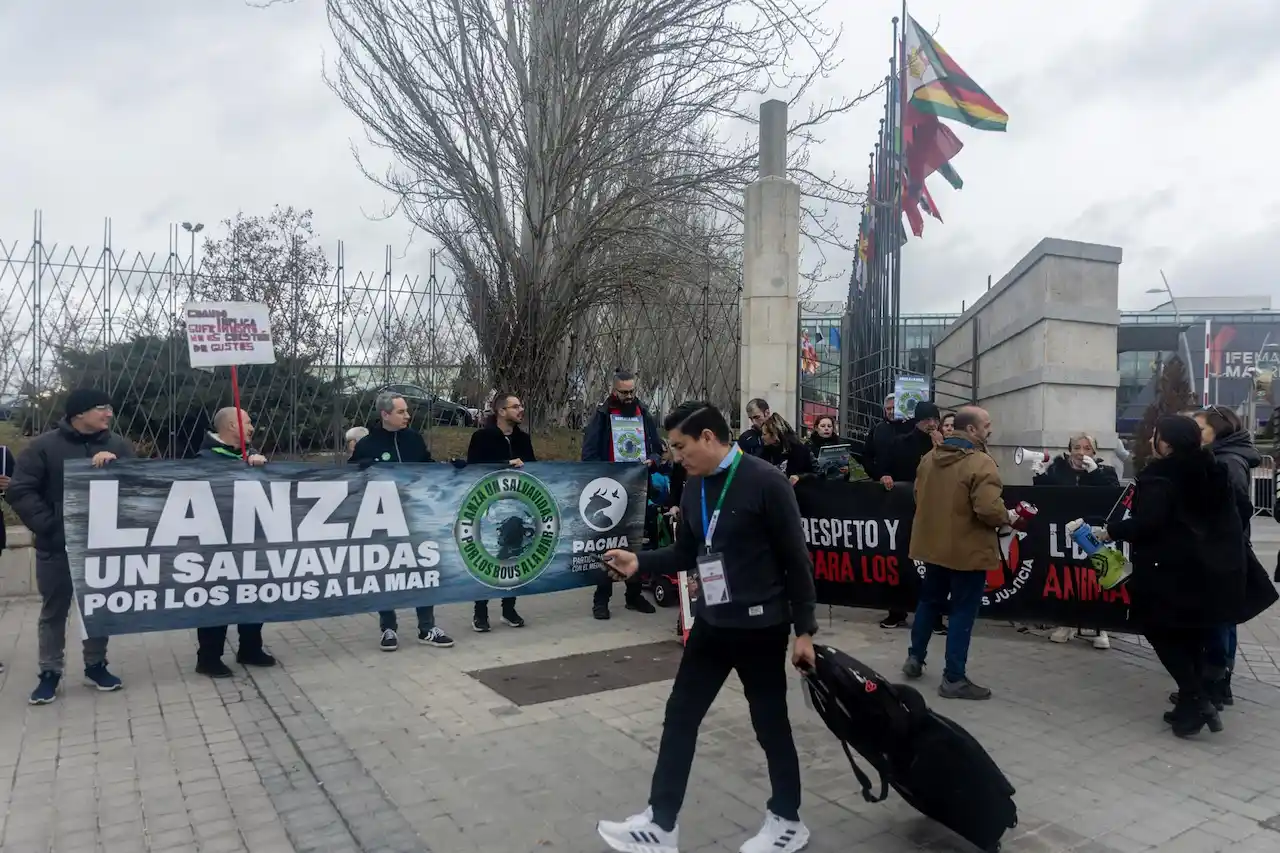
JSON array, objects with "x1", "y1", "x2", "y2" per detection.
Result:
[{"x1": 891, "y1": 14, "x2": 903, "y2": 374}]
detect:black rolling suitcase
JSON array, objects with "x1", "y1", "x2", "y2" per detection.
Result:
[{"x1": 803, "y1": 645, "x2": 1017, "y2": 852}]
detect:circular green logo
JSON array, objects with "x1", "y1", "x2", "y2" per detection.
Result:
[
  {"x1": 380, "y1": 451, "x2": 392, "y2": 461},
  {"x1": 616, "y1": 429, "x2": 644, "y2": 461},
  {"x1": 454, "y1": 471, "x2": 561, "y2": 589}
]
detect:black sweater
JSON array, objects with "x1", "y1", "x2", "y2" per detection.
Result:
[
  {"x1": 349, "y1": 426, "x2": 433, "y2": 464},
  {"x1": 640, "y1": 451, "x2": 818, "y2": 636},
  {"x1": 466, "y1": 424, "x2": 537, "y2": 464}
]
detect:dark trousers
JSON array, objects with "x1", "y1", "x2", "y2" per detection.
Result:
[
  {"x1": 474, "y1": 598, "x2": 517, "y2": 615},
  {"x1": 594, "y1": 577, "x2": 645, "y2": 605},
  {"x1": 1146, "y1": 625, "x2": 1214, "y2": 697},
  {"x1": 378, "y1": 607, "x2": 435, "y2": 632},
  {"x1": 648, "y1": 620, "x2": 801, "y2": 831},
  {"x1": 1205, "y1": 624, "x2": 1238, "y2": 670},
  {"x1": 908, "y1": 565, "x2": 986, "y2": 682},
  {"x1": 197, "y1": 624, "x2": 263, "y2": 662}
]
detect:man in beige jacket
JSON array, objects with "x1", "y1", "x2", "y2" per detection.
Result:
[{"x1": 902, "y1": 406, "x2": 1015, "y2": 700}]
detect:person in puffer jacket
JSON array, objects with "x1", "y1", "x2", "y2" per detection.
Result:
[{"x1": 1181, "y1": 406, "x2": 1262, "y2": 708}]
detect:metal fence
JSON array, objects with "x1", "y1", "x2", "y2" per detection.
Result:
[{"x1": 0, "y1": 213, "x2": 741, "y2": 458}]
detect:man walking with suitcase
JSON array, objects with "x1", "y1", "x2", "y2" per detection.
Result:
[{"x1": 596, "y1": 401, "x2": 817, "y2": 853}]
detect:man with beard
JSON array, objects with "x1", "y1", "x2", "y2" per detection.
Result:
[
  {"x1": 466, "y1": 393, "x2": 536, "y2": 632},
  {"x1": 195, "y1": 407, "x2": 278, "y2": 677},
  {"x1": 582, "y1": 369, "x2": 661, "y2": 619},
  {"x1": 902, "y1": 406, "x2": 1012, "y2": 700},
  {"x1": 738, "y1": 398, "x2": 770, "y2": 457}
]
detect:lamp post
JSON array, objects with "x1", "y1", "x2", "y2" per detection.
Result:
[{"x1": 1146, "y1": 270, "x2": 1196, "y2": 399}]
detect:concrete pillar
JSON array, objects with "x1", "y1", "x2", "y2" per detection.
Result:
[
  {"x1": 740, "y1": 99, "x2": 802, "y2": 428},
  {"x1": 931, "y1": 238, "x2": 1124, "y2": 483}
]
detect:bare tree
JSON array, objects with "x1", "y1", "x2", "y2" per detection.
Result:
[
  {"x1": 192, "y1": 207, "x2": 338, "y2": 361},
  {"x1": 321, "y1": 0, "x2": 873, "y2": 421}
]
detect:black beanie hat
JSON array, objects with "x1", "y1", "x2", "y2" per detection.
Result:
[
  {"x1": 65, "y1": 388, "x2": 113, "y2": 420},
  {"x1": 914, "y1": 401, "x2": 941, "y2": 422}
]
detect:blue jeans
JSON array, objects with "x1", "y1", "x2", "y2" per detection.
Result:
[
  {"x1": 909, "y1": 565, "x2": 987, "y2": 682},
  {"x1": 1205, "y1": 623, "x2": 1237, "y2": 671},
  {"x1": 379, "y1": 607, "x2": 434, "y2": 633}
]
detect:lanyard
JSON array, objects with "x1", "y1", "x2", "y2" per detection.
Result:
[{"x1": 701, "y1": 451, "x2": 743, "y2": 553}]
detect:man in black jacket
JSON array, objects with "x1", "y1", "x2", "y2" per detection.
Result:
[
  {"x1": 582, "y1": 369, "x2": 660, "y2": 619},
  {"x1": 466, "y1": 393, "x2": 534, "y2": 632},
  {"x1": 351, "y1": 391, "x2": 455, "y2": 651},
  {"x1": 7, "y1": 389, "x2": 134, "y2": 705},
  {"x1": 865, "y1": 393, "x2": 916, "y2": 629},
  {"x1": 597, "y1": 401, "x2": 817, "y2": 853},
  {"x1": 194, "y1": 407, "x2": 278, "y2": 677},
  {"x1": 738, "y1": 398, "x2": 770, "y2": 457}
]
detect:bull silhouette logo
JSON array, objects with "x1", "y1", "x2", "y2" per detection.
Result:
[{"x1": 579, "y1": 477, "x2": 629, "y2": 532}]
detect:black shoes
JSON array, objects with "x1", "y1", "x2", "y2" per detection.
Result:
[
  {"x1": 237, "y1": 648, "x2": 278, "y2": 667},
  {"x1": 625, "y1": 596, "x2": 656, "y2": 614},
  {"x1": 197, "y1": 659, "x2": 235, "y2": 678},
  {"x1": 1164, "y1": 694, "x2": 1223, "y2": 738}
]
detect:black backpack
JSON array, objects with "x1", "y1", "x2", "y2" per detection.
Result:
[{"x1": 804, "y1": 645, "x2": 1018, "y2": 852}]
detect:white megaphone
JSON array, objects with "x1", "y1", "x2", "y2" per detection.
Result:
[{"x1": 1013, "y1": 447, "x2": 1050, "y2": 466}]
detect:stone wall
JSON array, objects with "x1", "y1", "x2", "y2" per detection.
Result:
[{"x1": 932, "y1": 238, "x2": 1123, "y2": 485}]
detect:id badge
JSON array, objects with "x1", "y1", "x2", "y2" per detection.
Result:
[{"x1": 696, "y1": 552, "x2": 732, "y2": 606}]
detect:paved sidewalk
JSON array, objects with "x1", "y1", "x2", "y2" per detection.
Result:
[{"x1": 1, "y1": 582, "x2": 1280, "y2": 852}]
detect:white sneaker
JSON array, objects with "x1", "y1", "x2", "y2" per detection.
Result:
[
  {"x1": 1092, "y1": 631, "x2": 1111, "y2": 650},
  {"x1": 597, "y1": 807, "x2": 679, "y2": 853},
  {"x1": 1048, "y1": 627, "x2": 1072, "y2": 643},
  {"x1": 740, "y1": 812, "x2": 810, "y2": 853}
]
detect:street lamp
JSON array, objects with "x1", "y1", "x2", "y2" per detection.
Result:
[
  {"x1": 1146, "y1": 270, "x2": 1196, "y2": 398},
  {"x1": 181, "y1": 221, "x2": 204, "y2": 275}
]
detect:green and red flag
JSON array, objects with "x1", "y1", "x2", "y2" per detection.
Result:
[{"x1": 904, "y1": 15, "x2": 1008, "y2": 132}]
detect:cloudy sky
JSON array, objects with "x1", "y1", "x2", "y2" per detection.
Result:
[{"x1": 2, "y1": 0, "x2": 1276, "y2": 315}]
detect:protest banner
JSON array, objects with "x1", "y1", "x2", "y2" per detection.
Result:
[
  {"x1": 797, "y1": 480, "x2": 1135, "y2": 631},
  {"x1": 64, "y1": 460, "x2": 647, "y2": 636},
  {"x1": 184, "y1": 301, "x2": 276, "y2": 459}
]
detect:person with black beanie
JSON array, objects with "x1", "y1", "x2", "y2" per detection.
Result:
[
  {"x1": 1101, "y1": 415, "x2": 1254, "y2": 737},
  {"x1": 466, "y1": 393, "x2": 536, "y2": 632},
  {"x1": 6, "y1": 388, "x2": 135, "y2": 705},
  {"x1": 881, "y1": 401, "x2": 945, "y2": 631}
]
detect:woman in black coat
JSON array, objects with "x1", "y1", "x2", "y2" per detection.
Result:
[
  {"x1": 1185, "y1": 406, "x2": 1260, "y2": 706},
  {"x1": 1102, "y1": 415, "x2": 1249, "y2": 737}
]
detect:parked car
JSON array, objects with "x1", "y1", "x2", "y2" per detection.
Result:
[
  {"x1": 376, "y1": 384, "x2": 476, "y2": 427},
  {"x1": 0, "y1": 395, "x2": 29, "y2": 422}
]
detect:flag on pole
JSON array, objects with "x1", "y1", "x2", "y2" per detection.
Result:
[
  {"x1": 904, "y1": 15, "x2": 1008, "y2": 131},
  {"x1": 904, "y1": 105, "x2": 963, "y2": 202},
  {"x1": 938, "y1": 161, "x2": 963, "y2": 190}
]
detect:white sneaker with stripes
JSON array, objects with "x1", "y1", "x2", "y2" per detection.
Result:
[
  {"x1": 739, "y1": 811, "x2": 810, "y2": 853},
  {"x1": 596, "y1": 807, "x2": 679, "y2": 853}
]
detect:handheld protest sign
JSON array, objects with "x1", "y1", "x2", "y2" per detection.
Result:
[{"x1": 184, "y1": 301, "x2": 275, "y2": 462}]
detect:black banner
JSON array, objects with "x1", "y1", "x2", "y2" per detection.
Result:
[{"x1": 797, "y1": 481, "x2": 1135, "y2": 631}]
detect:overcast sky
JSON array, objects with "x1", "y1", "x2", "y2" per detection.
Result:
[{"x1": 2, "y1": 0, "x2": 1276, "y2": 315}]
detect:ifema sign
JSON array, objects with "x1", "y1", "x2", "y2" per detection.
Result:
[{"x1": 63, "y1": 461, "x2": 647, "y2": 636}]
